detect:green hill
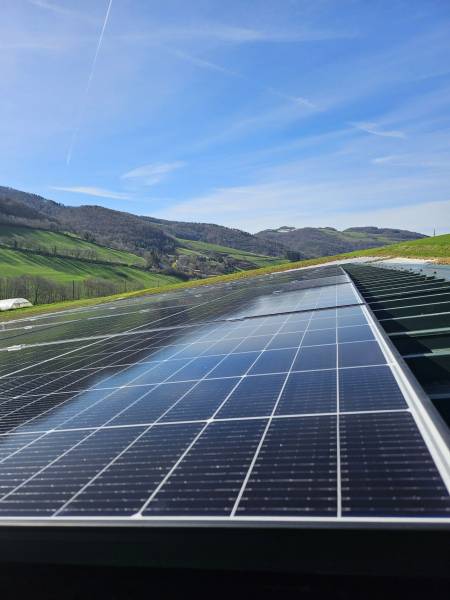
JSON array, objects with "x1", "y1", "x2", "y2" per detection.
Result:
[
  {"x1": 176, "y1": 238, "x2": 283, "y2": 268},
  {"x1": 349, "y1": 233, "x2": 450, "y2": 260},
  {"x1": 0, "y1": 224, "x2": 146, "y2": 266},
  {"x1": 1, "y1": 233, "x2": 447, "y2": 320},
  {"x1": 0, "y1": 245, "x2": 182, "y2": 305},
  {"x1": 256, "y1": 225, "x2": 426, "y2": 258}
]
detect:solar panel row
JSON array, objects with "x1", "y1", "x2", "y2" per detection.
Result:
[{"x1": 0, "y1": 265, "x2": 448, "y2": 521}]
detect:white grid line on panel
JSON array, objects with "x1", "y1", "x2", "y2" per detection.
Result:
[
  {"x1": 229, "y1": 299, "x2": 320, "y2": 517},
  {"x1": 134, "y1": 312, "x2": 298, "y2": 517}
]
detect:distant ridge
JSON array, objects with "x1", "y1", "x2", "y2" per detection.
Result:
[
  {"x1": 256, "y1": 225, "x2": 425, "y2": 258},
  {"x1": 0, "y1": 185, "x2": 425, "y2": 262}
]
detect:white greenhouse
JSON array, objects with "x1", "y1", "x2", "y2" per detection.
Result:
[{"x1": 0, "y1": 298, "x2": 33, "y2": 311}]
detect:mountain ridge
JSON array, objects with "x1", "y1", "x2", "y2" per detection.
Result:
[
  {"x1": 0, "y1": 186, "x2": 425, "y2": 265},
  {"x1": 256, "y1": 225, "x2": 426, "y2": 258}
]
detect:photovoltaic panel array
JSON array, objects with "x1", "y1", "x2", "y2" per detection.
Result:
[{"x1": 0, "y1": 264, "x2": 448, "y2": 522}]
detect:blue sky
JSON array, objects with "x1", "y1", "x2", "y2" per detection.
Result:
[{"x1": 1, "y1": 0, "x2": 450, "y2": 234}]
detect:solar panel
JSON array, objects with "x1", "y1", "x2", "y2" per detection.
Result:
[
  {"x1": 0, "y1": 263, "x2": 448, "y2": 524},
  {"x1": 236, "y1": 415, "x2": 337, "y2": 516}
]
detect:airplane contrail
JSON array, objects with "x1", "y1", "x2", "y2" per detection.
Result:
[{"x1": 66, "y1": 0, "x2": 113, "y2": 165}]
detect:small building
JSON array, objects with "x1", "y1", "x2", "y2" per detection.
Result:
[{"x1": 0, "y1": 298, "x2": 33, "y2": 311}]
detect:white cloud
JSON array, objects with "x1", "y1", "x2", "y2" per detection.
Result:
[
  {"x1": 352, "y1": 122, "x2": 406, "y2": 139},
  {"x1": 153, "y1": 175, "x2": 450, "y2": 234},
  {"x1": 325, "y1": 199, "x2": 450, "y2": 236},
  {"x1": 121, "y1": 161, "x2": 185, "y2": 186},
  {"x1": 51, "y1": 186, "x2": 132, "y2": 200},
  {"x1": 372, "y1": 154, "x2": 450, "y2": 168}
]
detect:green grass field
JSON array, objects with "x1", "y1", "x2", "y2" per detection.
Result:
[
  {"x1": 0, "y1": 232, "x2": 448, "y2": 321},
  {"x1": 350, "y1": 234, "x2": 450, "y2": 260},
  {"x1": 176, "y1": 238, "x2": 283, "y2": 267},
  {"x1": 0, "y1": 225, "x2": 146, "y2": 266},
  {"x1": 0, "y1": 247, "x2": 180, "y2": 288}
]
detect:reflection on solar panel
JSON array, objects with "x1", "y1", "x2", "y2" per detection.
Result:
[{"x1": 0, "y1": 263, "x2": 449, "y2": 524}]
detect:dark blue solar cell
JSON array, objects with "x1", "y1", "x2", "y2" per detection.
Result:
[
  {"x1": 54, "y1": 385, "x2": 159, "y2": 430},
  {"x1": 266, "y1": 331, "x2": 304, "y2": 350},
  {"x1": 276, "y1": 370, "x2": 337, "y2": 415},
  {"x1": 12, "y1": 389, "x2": 122, "y2": 433},
  {"x1": 312, "y1": 309, "x2": 336, "y2": 320},
  {"x1": 248, "y1": 348, "x2": 297, "y2": 375},
  {"x1": 59, "y1": 423, "x2": 203, "y2": 516},
  {"x1": 108, "y1": 381, "x2": 195, "y2": 426},
  {"x1": 122, "y1": 359, "x2": 193, "y2": 386},
  {"x1": 337, "y1": 306, "x2": 363, "y2": 318},
  {"x1": 288, "y1": 312, "x2": 313, "y2": 323},
  {"x1": 308, "y1": 317, "x2": 336, "y2": 331},
  {"x1": 0, "y1": 426, "x2": 143, "y2": 516},
  {"x1": 338, "y1": 325, "x2": 374, "y2": 343},
  {"x1": 0, "y1": 430, "x2": 87, "y2": 499},
  {"x1": 339, "y1": 341, "x2": 386, "y2": 367},
  {"x1": 160, "y1": 378, "x2": 239, "y2": 422},
  {"x1": 252, "y1": 323, "x2": 285, "y2": 335},
  {"x1": 339, "y1": 366, "x2": 406, "y2": 412},
  {"x1": 173, "y1": 341, "x2": 217, "y2": 359},
  {"x1": 340, "y1": 412, "x2": 450, "y2": 516},
  {"x1": 0, "y1": 432, "x2": 49, "y2": 460},
  {"x1": 216, "y1": 374, "x2": 286, "y2": 418},
  {"x1": 144, "y1": 419, "x2": 267, "y2": 516},
  {"x1": 0, "y1": 392, "x2": 88, "y2": 434},
  {"x1": 302, "y1": 328, "x2": 336, "y2": 346},
  {"x1": 234, "y1": 335, "x2": 273, "y2": 352},
  {"x1": 167, "y1": 355, "x2": 223, "y2": 382},
  {"x1": 279, "y1": 321, "x2": 307, "y2": 334},
  {"x1": 236, "y1": 415, "x2": 337, "y2": 516},
  {"x1": 293, "y1": 345, "x2": 336, "y2": 371},
  {"x1": 206, "y1": 352, "x2": 259, "y2": 378},
  {"x1": 338, "y1": 314, "x2": 367, "y2": 327},
  {"x1": 202, "y1": 339, "x2": 241, "y2": 355},
  {"x1": 223, "y1": 325, "x2": 259, "y2": 339}
]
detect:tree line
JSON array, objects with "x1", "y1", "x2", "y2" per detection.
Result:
[{"x1": 0, "y1": 275, "x2": 143, "y2": 305}]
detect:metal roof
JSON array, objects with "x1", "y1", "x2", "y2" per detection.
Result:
[{"x1": 344, "y1": 262, "x2": 450, "y2": 429}]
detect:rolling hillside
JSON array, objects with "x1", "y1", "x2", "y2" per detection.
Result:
[
  {"x1": 176, "y1": 238, "x2": 283, "y2": 268},
  {"x1": 1, "y1": 233, "x2": 447, "y2": 320},
  {"x1": 256, "y1": 226, "x2": 426, "y2": 258},
  {"x1": 349, "y1": 232, "x2": 450, "y2": 260},
  {"x1": 145, "y1": 216, "x2": 287, "y2": 257},
  {"x1": 1, "y1": 186, "x2": 425, "y2": 265},
  {"x1": 0, "y1": 224, "x2": 146, "y2": 266}
]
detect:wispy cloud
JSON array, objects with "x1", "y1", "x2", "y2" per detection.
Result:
[
  {"x1": 125, "y1": 23, "x2": 355, "y2": 45},
  {"x1": 121, "y1": 161, "x2": 185, "y2": 186},
  {"x1": 352, "y1": 121, "x2": 406, "y2": 139},
  {"x1": 29, "y1": 0, "x2": 98, "y2": 23},
  {"x1": 372, "y1": 153, "x2": 450, "y2": 167},
  {"x1": 51, "y1": 186, "x2": 132, "y2": 200},
  {"x1": 154, "y1": 169, "x2": 450, "y2": 233},
  {"x1": 29, "y1": 0, "x2": 78, "y2": 18},
  {"x1": 160, "y1": 45, "x2": 238, "y2": 76}
]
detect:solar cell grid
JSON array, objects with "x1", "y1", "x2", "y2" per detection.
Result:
[
  {"x1": 0, "y1": 265, "x2": 448, "y2": 522},
  {"x1": 340, "y1": 411, "x2": 450, "y2": 516},
  {"x1": 58, "y1": 423, "x2": 204, "y2": 516},
  {"x1": 143, "y1": 419, "x2": 268, "y2": 516},
  {"x1": 338, "y1": 340, "x2": 386, "y2": 368},
  {"x1": 236, "y1": 415, "x2": 337, "y2": 516},
  {"x1": 276, "y1": 370, "x2": 337, "y2": 416},
  {"x1": 339, "y1": 366, "x2": 407, "y2": 413},
  {"x1": 216, "y1": 374, "x2": 286, "y2": 419}
]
